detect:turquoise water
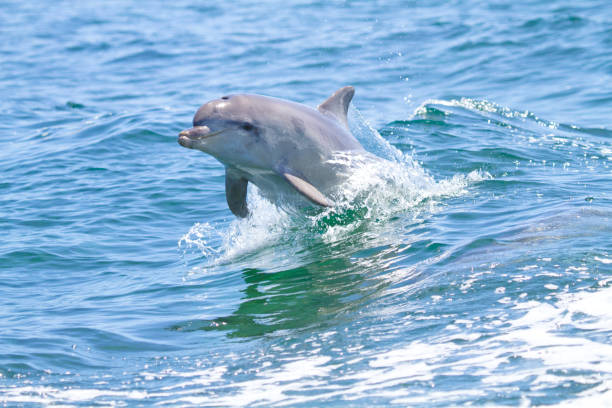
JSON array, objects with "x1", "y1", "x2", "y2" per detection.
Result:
[{"x1": 1, "y1": 0, "x2": 611, "y2": 406}]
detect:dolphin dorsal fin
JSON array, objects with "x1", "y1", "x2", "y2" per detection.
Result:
[{"x1": 317, "y1": 86, "x2": 355, "y2": 130}]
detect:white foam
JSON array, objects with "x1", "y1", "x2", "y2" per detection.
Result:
[
  {"x1": 331, "y1": 286, "x2": 612, "y2": 405},
  {"x1": 163, "y1": 355, "x2": 334, "y2": 407},
  {"x1": 0, "y1": 385, "x2": 148, "y2": 405},
  {"x1": 3, "y1": 288, "x2": 609, "y2": 406}
]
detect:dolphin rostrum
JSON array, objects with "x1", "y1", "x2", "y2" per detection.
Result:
[{"x1": 178, "y1": 86, "x2": 368, "y2": 218}]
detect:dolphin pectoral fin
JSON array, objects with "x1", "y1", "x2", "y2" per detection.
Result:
[
  {"x1": 225, "y1": 170, "x2": 249, "y2": 218},
  {"x1": 317, "y1": 86, "x2": 355, "y2": 130},
  {"x1": 281, "y1": 173, "x2": 333, "y2": 207}
]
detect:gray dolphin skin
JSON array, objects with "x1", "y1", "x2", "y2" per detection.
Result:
[{"x1": 178, "y1": 86, "x2": 367, "y2": 218}]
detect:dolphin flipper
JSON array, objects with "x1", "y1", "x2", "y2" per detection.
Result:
[
  {"x1": 281, "y1": 172, "x2": 332, "y2": 207},
  {"x1": 317, "y1": 86, "x2": 355, "y2": 130},
  {"x1": 225, "y1": 169, "x2": 249, "y2": 218}
]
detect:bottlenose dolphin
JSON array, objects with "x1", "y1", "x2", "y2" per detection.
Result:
[{"x1": 178, "y1": 86, "x2": 368, "y2": 218}]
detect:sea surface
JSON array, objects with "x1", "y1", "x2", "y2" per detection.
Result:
[{"x1": 1, "y1": 0, "x2": 611, "y2": 406}]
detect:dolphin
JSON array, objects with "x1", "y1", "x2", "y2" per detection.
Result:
[{"x1": 178, "y1": 86, "x2": 368, "y2": 218}]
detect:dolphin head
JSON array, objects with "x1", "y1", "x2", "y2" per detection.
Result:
[{"x1": 178, "y1": 95, "x2": 266, "y2": 168}]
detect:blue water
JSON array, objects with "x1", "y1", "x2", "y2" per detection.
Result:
[{"x1": 1, "y1": 1, "x2": 611, "y2": 406}]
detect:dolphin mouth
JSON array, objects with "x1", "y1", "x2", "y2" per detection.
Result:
[{"x1": 178, "y1": 126, "x2": 226, "y2": 148}]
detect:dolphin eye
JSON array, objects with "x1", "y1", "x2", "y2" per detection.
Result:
[
  {"x1": 221, "y1": 96, "x2": 229, "y2": 100},
  {"x1": 241, "y1": 123, "x2": 254, "y2": 131}
]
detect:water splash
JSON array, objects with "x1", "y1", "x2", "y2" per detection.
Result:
[
  {"x1": 178, "y1": 194, "x2": 293, "y2": 267},
  {"x1": 413, "y1": 97, "x2": 560, "y2": 130}
]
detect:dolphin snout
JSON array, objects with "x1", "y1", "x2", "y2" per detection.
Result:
[
  {"x1": 178, "y1": 126, "x2": 210, "y2": 149},
  {"x1": 179, "y1": 126, "x2": 208, "y2": 139},
  {"x1": 178, "y1": 128, "x2": 197, "y2": 148},
  {"x1": 178, "y1": 126, "x2": 227, "y2": 149},
  {"x1": 178, "y1": 132, "x2": 193, "y2": 148}
]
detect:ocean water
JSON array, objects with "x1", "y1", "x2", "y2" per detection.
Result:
[{"x1": 1, "y1": 0, "x2": 611, "y2": 406}]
